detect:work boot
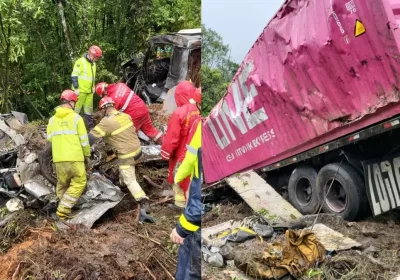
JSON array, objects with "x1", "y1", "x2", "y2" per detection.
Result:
[
  {"x1": 167, "y1": 203, "x2": 184, "y2": 213},
  {"x1": 139, "y1": 198, "x2": 151, "y2": 213}
]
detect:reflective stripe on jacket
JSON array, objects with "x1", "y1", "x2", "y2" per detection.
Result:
[
  {"x1": 175, "y1": 119, "x2": 201, "y2": 183},
  {"x1": 175, "y1": 144, "x2": 202, "y2": 238},
  {"x1": 47, "y1": 107, "x2": 90, "y2": 162},
  {"x1": 90, "y1": 109, "x2": 142, "y2": 160},
  {"x1": 71, "y1": 56, "x2": 96, "y2": 93},
  {"x1": 107, "y1": 82, "x2": 150, "y2": 125}
]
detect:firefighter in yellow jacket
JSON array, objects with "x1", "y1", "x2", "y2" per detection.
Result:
[
  {"x1": 46, "y1": 90, "x2": 91, "y2": 220},
  {"x1": 71, "y1": 45, "x2": 102, "y2": 131},
  {"x1": 89, "y1": 96, "x2": 151, "y2": 212}
]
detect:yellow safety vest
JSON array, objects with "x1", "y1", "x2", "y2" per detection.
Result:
[
  {"x1": 175, "y1": 120, "x2": 201, "y2": 183},
  {"x1": 71, "y1": 56, "x2": 96, "y2": 93},
  {"x1": 47, "y1": 107, "x2": 91, "y2": 162}
]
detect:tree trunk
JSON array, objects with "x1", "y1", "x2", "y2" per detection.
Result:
[
  {"x1": 81, "y1": 0, "x2": 89, "y2": 42},
  {"x1": 0, "y1": 3, "x2": 13, "y2": 113},
  {"x1": 57, "y1": 0, "x2": 74, "y2": 62}
]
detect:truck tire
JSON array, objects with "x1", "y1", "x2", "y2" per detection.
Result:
[
  {"x1": 38, "y1": 143, "x2": 57, "y2": 186},
  {"x1": 288, "y1": 165, "x2": 319, "y2": 214},
  {"x1": 317, "y1": 163, "x2": 367, "y2": 221}
]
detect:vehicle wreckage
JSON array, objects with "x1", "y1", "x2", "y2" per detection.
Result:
[
  {"x1": 0, "y1": 111, "x2": 165, "y2": 228},
  {"x1": 121, "y1": 28, "x2": 201, "y2": 104}
]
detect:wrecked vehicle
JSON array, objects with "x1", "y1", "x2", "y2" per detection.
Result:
[
  {"x1": 202, "y1": 0, "x2": 400, "y2": 221},
  {"x1": 121, "y1": 28, "x2": 201, "y2": 104}
]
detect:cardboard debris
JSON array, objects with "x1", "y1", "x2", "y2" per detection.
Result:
[
  {"x1": 226, "y1": 170, "x2": 302, "y2": 226},
  {"x1": 309, "y1": 223, "x2": 362, "y2": 251}
]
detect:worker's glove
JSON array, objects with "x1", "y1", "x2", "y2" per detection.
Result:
[
  {"x1": 84, "y1": 156, "x2": 92, "y2": 169},
  {"x1": 74, "y1": 89, "x2": 79, "y2": 96},
  {"x1": 139, "y1": 208, "x2": 155, "y2": 224}
]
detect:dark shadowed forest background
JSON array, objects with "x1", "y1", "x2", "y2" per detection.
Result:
[{"x1": 0, "y1": 0, "x2": 200, "y2": 119}]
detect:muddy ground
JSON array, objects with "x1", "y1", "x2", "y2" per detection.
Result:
[
  {"x1": 0, "y1": 163, "x2": 182, "y2": 280},
  {"x1": 201, "y1": 189, "x2": 400, "y2": 280}
]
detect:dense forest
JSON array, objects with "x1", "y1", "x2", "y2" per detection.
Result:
[
  {"x1": 0, "y1": 0, "x2": 200, "y2": 119},
  {"x1": 201, "y1": 24, "x2": 239, "y2": 116}
]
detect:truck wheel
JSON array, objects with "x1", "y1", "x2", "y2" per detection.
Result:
[
  {"x1": 38, "y1": 143, "x2": 57, "y2": 186},
  {"x1": 288, "y1": 166, "x2": 319, "y2": 214},
  {"x1": 317, "y1": 163, "x2": 367, "y2": 221}
]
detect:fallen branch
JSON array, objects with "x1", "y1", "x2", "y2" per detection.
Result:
[
  {"x1": 142, "y1": 262, "x2": 157, "y2": 280},
  {"x1": 11, "y1": 262, "x2": 22, "y2": 280},
  {"x1": 154, "y1": 256, "x2": 175, "y2": 280},
  {"x1": 151, "y1": 197, "x2": 173, "y2": 206},
  {"x1": 143, "y1": 175, "x2": 164, "y2": 189},
  {"x1": 135, "y1": 204, "x2": 141, "y2": 225},
  {"x1": 0, "y1": 212, "x2": 17, "y2": 227}
]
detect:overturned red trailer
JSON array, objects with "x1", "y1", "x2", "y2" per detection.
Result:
[{"x1": 202, "y1": 0, "x2": 400, "y2": 220}]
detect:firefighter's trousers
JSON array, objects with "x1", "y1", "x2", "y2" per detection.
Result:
[
  {"x1": 55, "y1": 161, "x2": 87, "y2": 219},
  {"x1": 119, "y1": 164, "x2": 147, "y2": 201}
]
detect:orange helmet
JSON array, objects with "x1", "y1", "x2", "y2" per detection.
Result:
[
  {"x1": 60, "y1": 89, "x2": 77, "y2": 102},
  {"x1": 95, "y1": 82, "x2": 108, "y2": 97},
  {"x1": 89, "y1": 45, "x2": 102, "y2": 58},
  {"x1": 99, "y1": 96, "x2": 115, "y2": 109}
]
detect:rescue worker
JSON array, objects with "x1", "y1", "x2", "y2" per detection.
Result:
[
  {"x1": 161, "y1": 80, "x2": 201, "y2": 209},
  {"x1": 170, "y1": 118, "x2": 202, "y2": 279},
  {"x1": 95, "y1": 82, "x2": 164, "y2": 144},
  {"x1": 71, "y1": 45, "x2": 102, "y2": 131},
  {"x1": 46, "y1": 89, "x2": 91, "y2": 220},
  {"x1": 89, "y1": 96, "x2": 151, "y2": 212}
]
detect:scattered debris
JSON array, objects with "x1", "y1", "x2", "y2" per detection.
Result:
[
  {"x1": 225, "y1": 170, "x2": 302, "y2": 226},
  {"x1": 307, "y1": 223, "x2": 362, "y2": 251},
  {"x1": 6, "y1": 198, "x2": 24, "y2": 212}
]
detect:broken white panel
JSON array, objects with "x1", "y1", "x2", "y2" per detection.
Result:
[
  {"x1": 0, "y1": 119, "x2": 25, "y2": 145},
  {"x1": 226, "y1": 170, "x2": 302, "y2": 226},
  {"x1": 137, "y1": 130, "x2": 150, "y2": 142},
  {"x1": 141, "y1": 145, "x2": 162, "y2": 162},
  {"x1": 65, "y1": 200, "x2": 121, "y2": 228},
  {"x1": 309, "y1": 223, "x2": 362, "y2": 251},
  {"x1": 202, "y1": 220, "x2": 240, "y2": 247}
]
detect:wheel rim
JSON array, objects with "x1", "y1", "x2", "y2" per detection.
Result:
[
  {"x1": 295, "y1": 177, "x2": 313, "y2": 206},
  {"x1": 325, "y1": 179, "x2": 348, "y2": 213}
]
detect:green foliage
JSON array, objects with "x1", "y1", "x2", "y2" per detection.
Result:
[
  {"x1": 0, "y1": 0, "x2": 200, "y2": 119},
  {"x1": 201, "y1": 25, "x2": 239, "y2": 116}
]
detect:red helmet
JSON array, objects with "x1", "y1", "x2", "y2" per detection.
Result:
[
  {"x1": 99, "y1": 96, "x2": 115, "y2": 109},
  {"x1": 89, "y1": 45, "x2": 102, "y2": 58},
  {"x1": 60, "y1": 89, "x2": 77, "y2": 102},
  {"x1": 95, "y1": 82, "x2": 108, "y2": 97}
]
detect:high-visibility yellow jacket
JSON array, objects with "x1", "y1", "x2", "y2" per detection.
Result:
[
  {"x1": 175, "y1": 119, "x2": 201, "y2": 183},
  {"x1": 47, "y1": 107, "x2": 91, "y2": 162},
  {"x1": 175, "y1": 120, "x2": 202, "y2": 237},
  {"x1": 71, "y1": 56, "x2": 96, "y2": 94}
]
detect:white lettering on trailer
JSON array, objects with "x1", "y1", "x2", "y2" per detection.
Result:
[
  {"x1": 207, "y1": 61, "x2": 270, "y2": 150},
  {"x1": 366, "y1": 156, "x2": 400, "y2": 216},
  {"x1": 367, "y1": 165, "x2": 381, "y2": 215},
  {"x1": 380, "y1": 161, "x2": 398, "y2": 207},
  {"x1": 345, "y1": 0, "x2": 357, "y2": 14},
  {"x1": 332, "y1": 11, "x2": 345, "y2": 34},
  {"x1": 393, "y1": 157, "x2": 400, "y2": 204},
  {"x1": 373, "y1": 163, "x2": 390, "y2": 212},
  {"x1": 232, "y1": 129, "x2": 275, "y2": 160}
]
